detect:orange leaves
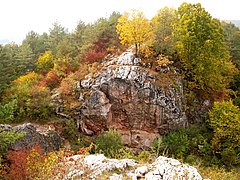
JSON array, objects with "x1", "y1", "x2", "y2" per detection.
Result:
[
  {"x1": 40, "y1": 69, "x2": 61, "y2": 89},
  {"x1": 6, "y1": 144, "x2": 43, "y2": 180},
  {"x1": 13, "y1": 72, "x2": 41, "y2": 86},
  {"x1": 3, "y1": 143, "x2": 95, "y2": 179},
  {"x1": 59, "y1": 73, "x2": 76, "y2": 96},
  {"x1": 77, "y1": 142, "x2": 95, "y2": 155}
]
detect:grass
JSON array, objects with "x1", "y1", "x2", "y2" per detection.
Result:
[{"x1": 197, "y1": 166, "x2": 240, "y2": 180}]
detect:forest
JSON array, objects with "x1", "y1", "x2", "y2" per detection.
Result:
[{"x1": 0, "y1": 2, "x2": 240, "y2": 179}]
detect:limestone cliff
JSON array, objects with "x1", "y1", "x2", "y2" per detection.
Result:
[{"x1": 56, "y1": 51, "x2": 188, "y2": 148}]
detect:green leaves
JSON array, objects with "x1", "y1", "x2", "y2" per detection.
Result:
[
  {"x1": 0, "y1": 99, "x2": 17, "y2": 124},
  {"x1": 208, "y1": 101, "x2": 240, "y2": 165},
  {"x1": 152, "y1": 7, "x2": 177, "y2": 56},
  {"x1": 95, "y1": 129, "x2": 122, "y2": 158},
  {"x1": 0, "y1": 130, "x2": 26, "y2": 154},
  {"x1": 175, "y1": 3, "x2": 236, "y2": 96}
]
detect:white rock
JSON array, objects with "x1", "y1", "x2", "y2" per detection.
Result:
[
  {"x1": 109, "y1": 173, "x2": 123, "y2": 180},
  {"x1": 84, "y1": 154, "x2": 106, "y2": 167},
  {"x1": 135, "y1": 166, "x2": 148, "y2": 177}
]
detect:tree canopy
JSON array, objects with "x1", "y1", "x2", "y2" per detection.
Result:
[
  {"x1": 175, "y1": 3, "x2": 237, "y2": 97},
  {"x1": 152, "y1": 7, "x2": 177, "y2": 57},
  {"x1": 116, "y1": 10, "x2": 154, "y2": 56}
]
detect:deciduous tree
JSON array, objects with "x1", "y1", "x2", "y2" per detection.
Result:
[
  {"x1": 116, "y1": 10, "x2": 154, "y2": 56},
  {"x1": 152, "y1": 7, "x2": 177, "y2": 56},
  {"x1": 175, "y1": 3, "x2": 236, "y2": 97}
]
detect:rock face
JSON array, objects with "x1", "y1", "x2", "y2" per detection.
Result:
[
  {"x1": 63, "y1": 154, "x2": 202, "y2": 180},
  {"x1": 0, "y1": 123, "x2": 62, "y2": 152},
  {"x1": 72, "y1": 51, "x2": 187, "y2": 148}
]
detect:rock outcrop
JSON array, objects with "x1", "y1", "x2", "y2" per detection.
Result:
[
  {"x1": 0, "y1": 123, "x2": 62, "y2": 152},
  {"x1": 62, "y1": 154, "x2": 202, "y2": 180},
  {"x1": 56, "y1": 50, "x2": 188, "y2": 148}
]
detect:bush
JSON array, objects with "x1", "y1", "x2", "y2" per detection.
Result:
[
  {"x1": 41, "y1": 69, "x2": 61, "y2": 89},
  {"x1": 0, "y1": 155, "x2": 4, "y2": 177},
  {"x1": 82, "y1": 50, "x2": 107, "y2": 64},
  {"x1": 60, "y1": 120, "x2": 79, "y2": 144},
  {"x1": 208, "y1": 100, "x2": 240, "y2": 166},
  {"x1": 0, "y1": 99, "x2": 17, "y2": 124},
  {"x1": 2, "y1": 72, "x2": 52, "y2": 121},
  {"x1": 136, "y1": 151, "x2": 153, "y2": 163},
  {"x1": 5, "y1": 144, "x2": 60, "y2": 180},
  {"x1": 153, "y1": 129, "x2": 189, "y2": 159},
  {"x1": 0, "y1": 130, "x2": 26, "y2": 155},
  {"x1": 6, "y1": 146, "x2": 39, "y2": 179},
  {"x1": 152, "y1": 126, "x2": 215, "y2": 166},
  {"x1": 95, "y1": 129, "x2": 122, "y2": 158},
  {"x1": 36, "y1": 51, "x2": 54, "y2": 75}
]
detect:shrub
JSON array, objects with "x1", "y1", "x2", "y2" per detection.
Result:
[
  {"x1": 0, "y1": 99, "x2": 17, "y2": 124},
  {"x1": 59, "y1": 73, "x2": 77, "y2": 96},
  {"x1": 36, "y1": 51, "x2": 54, "y2": 75},
  {"x1": 82, "y1": 50, "x2": 107, "y2": 64},
  {"x1": 0, "y1": 155, "x2": 4, "y2": 177},
  {"x1": 136, "y1": 151, "x2": 153, "y2": 163},
  {"x1": 27, "y1": 84, "x2": 52, "y2": 119},
  {"x1": 41, "y1": 68, "x2": 61, "y2": 89},
  {"x1": 152, "y1": 126, "x2": 215, "y2": 166},
  {"x1": 208, "y1": 100, "x2": 240, "y2": 166},
  {"x1": 95, "y1": 129, "x2": 122, "y2": 158},
  {"x1": 6, "y1": 147, "x2": 33, "y2": 179},
  {"x1": 5, "y1": 144, "x2": 60, "y2": 180},
  {"x1": 60, "y1": 120, "x2": 79, "y2": 144},
  {"x1": 2, "y1": 72, "x2": 52, "y2": 121},
  {"x1": 154, "y1": 129, "x2": 190, "y2": 159},
  {"x1": 54, "y1": 57, "x2": 78, "y2": 77},
  {"x1": 0, "y1": 130, "x2": 25, "y2": 155},
  {"x1": 27, "y1": 147, "x2": 59, "y2": 180},
  {"x1": 113, "y1": 147, "x2": 135, "y2": 159}
]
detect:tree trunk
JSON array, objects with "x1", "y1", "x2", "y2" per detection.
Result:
[{"x1": 135, "y1": 43, "x2": 138, "y2": 57}]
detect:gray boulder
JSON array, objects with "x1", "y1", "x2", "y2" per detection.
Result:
[{"x1": 0, "y1": 123, "x2": 62, "y2": 152}]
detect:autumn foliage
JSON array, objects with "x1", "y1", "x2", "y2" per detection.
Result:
[
  {"x1": 6, "y1": 144, "x2": 43, "y2": 180},
  {"x1": 2, "y1": 143, "x2": 94, "y2": 179},
  {"x1": 82, "y1": 50, "x2": 107, "y2": 64},
  {"x1": 2, "y1": 72, "x2": 52, "y2": 120},
  {"x1": 40, "y1": 68, "x2": 61, "y2": 89}
]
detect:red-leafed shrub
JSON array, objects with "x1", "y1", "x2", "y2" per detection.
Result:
[
  {"x1": 82, "y1": 50, "x2": 107, "y2": 64},
  {"x1": 41, "y1": 69, "x2": 61, "y2": 89},
  {"x1": 6, "y1": 144, "x2": 43, "y2": 180}
]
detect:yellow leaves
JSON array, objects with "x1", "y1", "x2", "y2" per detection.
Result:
[
  {"x1": 27, "y1": 148, "x2": 59, "y2": 180},
  {"x1": 59, "y1": 73, "x2": 76, "y2": 95},
  {"x1": 116, "y1": 10, "x2": 154, "y2": 54},
  {"x1": 13, "y1": 72, "x2": 41, "y2": 86},
  {"x1": 208, "y1": 100, "x2": 240, "y2": 152},
  {"x1": 0, "y1": 156, "x2": 3, "y2": 177},
  {"x1": 36, "y1": 51, "x2": 54, "y2": 73},
  {"x1": 156, "y1": 55, "x2": 173, "y2": 67}
]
